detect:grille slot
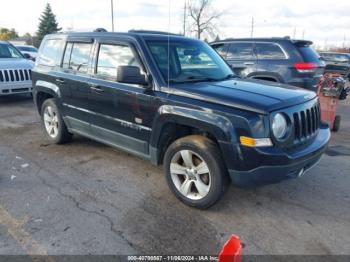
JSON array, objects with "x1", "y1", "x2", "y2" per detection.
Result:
[
  {"x1": 293, "y1": 104, "x2": 320, "y2": 141},
  {"x1": 0, "y1": 69, "x2": 31, "y2": 82}
]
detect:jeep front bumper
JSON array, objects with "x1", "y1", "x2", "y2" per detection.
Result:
[{"x1": 227, "y1": 124, "x2": 330, "y2": 187}]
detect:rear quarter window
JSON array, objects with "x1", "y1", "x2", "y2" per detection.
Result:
[
  {"x1": 38, "y1": 39, "x2": 64, "y2": 67},
  {"x1": 297, "y1": 46, "x2": 320, "y2": 63},
  {"x1": 62, "y1": 42, "x2": 93, "y2": 73}
]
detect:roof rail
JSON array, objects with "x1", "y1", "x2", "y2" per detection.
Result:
[{"x1": 128, "y1": 30, "x2": 180, "y2": 36}]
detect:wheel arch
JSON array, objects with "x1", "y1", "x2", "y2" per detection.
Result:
[
  {"x1": 34, "y1": 81, "x2": 61, "y2": 114},
  {"x1": 149, "y1": 105, "x2": 237, "y2": 165}
]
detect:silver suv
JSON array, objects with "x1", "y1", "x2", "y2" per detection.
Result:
[{"x1": 0, "y1": 41, "x2": 33, "y2": 95}]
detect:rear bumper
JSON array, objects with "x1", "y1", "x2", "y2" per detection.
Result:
[
  {"x1": 0, "y1": 82, "x2": 33, "y2": 95},
  {"x1": 228, "y1": 125, "x2": 330, "y2": 187}
]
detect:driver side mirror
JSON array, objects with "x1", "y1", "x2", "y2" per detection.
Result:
[
  {"x1": 117, "y1": 66, "x2": 149, "y2": 87},
  {"x1": 23, "y1": 53, "x2": 31, "y2": 59}
]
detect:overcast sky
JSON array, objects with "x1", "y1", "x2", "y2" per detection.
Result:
[{"x1": 1, "y1": 0, "x2": 349, "y2": 48}]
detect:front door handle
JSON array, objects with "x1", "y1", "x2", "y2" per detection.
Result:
[
  {"x1": 90, "y1": 85, "x2": 104, "y2": 93},
  {"x1": 244, "y1": 62, "x2": 255, "y2": 66},
  {"x1": 56, "y1": 78, "x2": 65, "y2": 84}
]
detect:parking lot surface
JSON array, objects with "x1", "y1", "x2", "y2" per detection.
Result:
[{"x1": 0, "y1": 95, "x2": 349, "y2": 255}]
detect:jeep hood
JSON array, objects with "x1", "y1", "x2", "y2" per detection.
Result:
[
  {"x1": 0, "y1": 58, "x2": 34, "y2": 70},
  {"x1": 169, "y1": 78, "x2": 317, "y2": 114}
]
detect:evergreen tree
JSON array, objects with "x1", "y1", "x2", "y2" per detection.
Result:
[{"x1": 36, "y1": 3, "x2": 61, "y2": 42}]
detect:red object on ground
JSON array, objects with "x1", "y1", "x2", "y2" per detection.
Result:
[
  {"x1": 317, "y1": 73, "x2": 342, "y2": 131},
  {"x1": 218, "y1": 235, "x2": 243, "y2": 262}
]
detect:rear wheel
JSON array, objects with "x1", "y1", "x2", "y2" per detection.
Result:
[
  {"x1": 164, "y1": 135, "x2": 229, "y2": 209},
  {"x1": 41, "y1": 98, "x2": 72, "y2": 144}
]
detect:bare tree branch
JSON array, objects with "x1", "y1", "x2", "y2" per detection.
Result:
[{"x1": 186, "y1": 0, "x2": 222, "y2": 40}]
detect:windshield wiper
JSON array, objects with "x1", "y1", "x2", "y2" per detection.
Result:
[{"x1": 217, "y1": 74, "x2": 239, "y2": 81}]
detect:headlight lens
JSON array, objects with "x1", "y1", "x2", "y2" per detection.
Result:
[{"x1": 272, "y1": 113, "x2": 288, "y2": 139}]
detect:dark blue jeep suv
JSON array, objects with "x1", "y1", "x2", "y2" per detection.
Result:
[{"x1": 32, "y1": 31, "x2": 330, "y2": 208}]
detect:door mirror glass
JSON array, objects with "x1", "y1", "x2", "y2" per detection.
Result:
[
  {"x1": 23, "y1": 53, "x2": 32, "y2": 59},
  {"x1": 117, "y1": 66, "x2": 148, "y2": 86}
]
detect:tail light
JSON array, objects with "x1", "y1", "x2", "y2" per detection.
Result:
[{"x1": 294, "y1": 62, "x2": 318, "y2": 73}]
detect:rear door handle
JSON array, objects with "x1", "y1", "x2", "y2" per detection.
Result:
[
  {"x1": 90, "y1": 85, "x2": 104, "y2": 93},
  {"x1": 56, "y1": 78, "x2": 65, "y2": 84}
]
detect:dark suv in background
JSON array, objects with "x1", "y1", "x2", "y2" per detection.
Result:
[
  {"x1": 319, "y1": 52, "x2": 350, "y2": 77},
  {"x1": 211, "y1": 37, "x2": 325, "y2": 91}
]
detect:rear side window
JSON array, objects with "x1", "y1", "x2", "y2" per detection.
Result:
[
  {"x1": 96, "y1": 44, "x2": 141, "y2": 79},
  {"x1": 297, "y1": 46, "x2": 320, "y2": 63},
  {"x1": 227, "y1": 43, "x2": 254, "y2": 60},
  {"x1": 255, "y1": 43, "x2": 286, "y2": 59},
  {"x1": 38, "y1": 39, "x2": 64, "y2": 67},
  {"x1": 62, "y1": 42, "x2": 92, "y2": 73}
]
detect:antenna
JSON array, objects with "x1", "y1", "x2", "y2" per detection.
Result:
[
  {"x1": 167, "y1": 0, "x2": 171, "y2": 88},
  {"x1": 183, "y1": 1, "x2": 187, "y2": 36},
  {"x1": 250, "y1": 17, "x2": 254, "y2": 38},
  {"x1": 111, "y1": 0, "x2": 115, "y2": 32}
]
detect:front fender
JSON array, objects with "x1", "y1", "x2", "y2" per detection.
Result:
[{"x1": 150, "y1": 105, "x2": 237, "y2": 147}]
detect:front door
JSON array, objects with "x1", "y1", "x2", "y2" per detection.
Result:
[
  {"x1": 88, "y1": 39, "x2": 158, "y2": 158},
  {"x1": 226, "y1": 42, "x2": 257, "y2": 77}
]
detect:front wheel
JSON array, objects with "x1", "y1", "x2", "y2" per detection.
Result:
[
  {"x1": 164, "y1": 135, "x2": 229, "y2": 209},
  {"x1": 41, "y1": 98, "x2": 72, "y2": 144}
]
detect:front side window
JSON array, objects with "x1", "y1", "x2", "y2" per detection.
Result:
[
  {"x1": 0, "y1": 43, "x2": 23, "y2": 59},
  {"x1": 147, "y1": 40, "x2": 233, "y2": 83},
  {"x1": 227, "y1": 43, "x2": 255, "y2": 60},
  {"x1": 62, "y1": 42, "x2": 92, "y2": 73},
  {"x1": 211, "y1": 43, "x2": 227, "y2": 58},
  {"x1": 255, "y1": 43, "x2": 286, "y2": 59},
  {"x1": 96, "y1": 44, "x2": 141, "y2": 79},
  {"x1": 38, "y1": 39, "x2": 64, "y2": 66}
]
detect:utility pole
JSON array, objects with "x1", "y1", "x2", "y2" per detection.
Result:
[
  {"x1": 250, "y1": 17, "x2": 254, "y2": 38},
  {"x1": 183, "y1": 1, "x2": 187, "y2": 36},
  {"x1": 293, "y1": 27, "x2": 296, "y2": 39},
  {"x1": 111, "y1": 0, "x2": 115, "y2": 32}
]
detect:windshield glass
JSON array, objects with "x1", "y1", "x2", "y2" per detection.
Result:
[
  {"x1": 147, "y1": 40, "x2": 234, "y2": 84},
  {"x1": 0, "y1": 43, "x2": 23, "y2": 58},
  {"x1": 16, "y1": 46, "x2": 38, "y2": 52}
]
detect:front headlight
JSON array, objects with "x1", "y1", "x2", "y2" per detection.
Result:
[{"x1": 272, "y1": 113, "x2": 288, "y2": 139}]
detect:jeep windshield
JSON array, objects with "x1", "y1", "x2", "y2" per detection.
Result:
[
  {"x1": 147, "y1": 40, "x2": 234, "y2": 84},
  {"x1": 0, "y1": 43, "x2": 23, "y2": 59}
]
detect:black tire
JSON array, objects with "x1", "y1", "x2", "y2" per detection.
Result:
[
  {"x1": 332, "y1": 115, "x2": 341, "y2": 132},
  {"x1": 41, "y1": 98, "x2": 72, "y2": 144},
  {"x1": 164, "y1": 135, "x2": 229, "y2": 209}
]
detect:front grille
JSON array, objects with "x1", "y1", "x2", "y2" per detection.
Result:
[
  {"x1": 0, "y1": 69, "x2": 32, "y2": 82},
  {"x1": 293, "y1": 103, "x2": 320, "y2": 141}
]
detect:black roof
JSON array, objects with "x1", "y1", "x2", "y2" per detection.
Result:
[{"x1": 46, "y1": 30, "x2": 191, "y2": 42}]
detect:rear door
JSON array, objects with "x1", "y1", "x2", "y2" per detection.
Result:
[
  {"x1": 59, "y1": 38, "x2": 94, "y2": 133},
  {"x1": 254, "y1": 42, "x2": 288, "y2": 82},
  {"x1": 225, "y1": 42, "x2": 256, "y2": 77}
]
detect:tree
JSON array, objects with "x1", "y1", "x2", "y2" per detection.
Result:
[
  {"x1": 186, "y1": 0, "x2": 222, "y2": 40},
  {"x1": 0, "y1": 28, "x2": 18, "y2": 40},
  {"x1": 36, "y1": 3, "x2": 61, "y2": 42}
]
